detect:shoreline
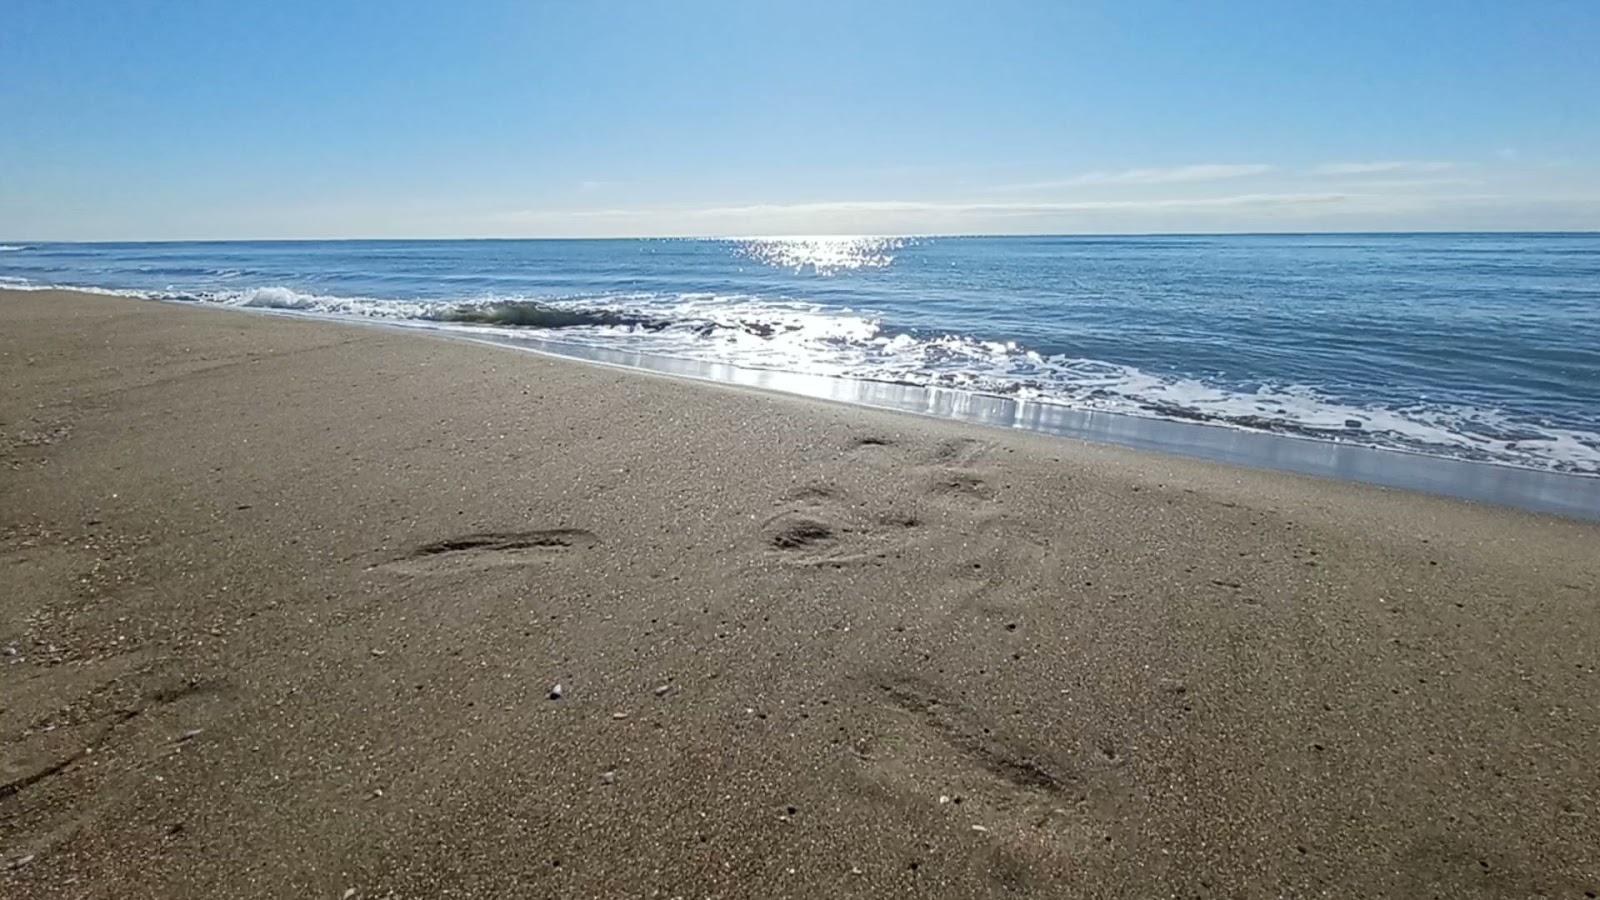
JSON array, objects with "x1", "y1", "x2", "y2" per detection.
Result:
[
  {"x1": 453, "y1": 327, "x2": 1600, "y2": 522},
  {"x1": 11, "y1": 283, "x2": 1600, "y2": 520},
  {"x1": 3, "y1": 288, "x2": 1598, "y2": 897}
]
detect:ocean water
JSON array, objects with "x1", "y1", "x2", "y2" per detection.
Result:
[{"x1": 4, "y1": 234, "x2": 1598, "y2": 478}]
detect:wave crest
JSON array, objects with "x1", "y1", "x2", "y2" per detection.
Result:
[{"x1": 432, "y1": 300, "x2": 675, "y2": 331}]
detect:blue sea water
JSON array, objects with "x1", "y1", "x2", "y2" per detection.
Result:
[{"x1": 3, "y1": 233, "x2": 1598, "y2": 477}]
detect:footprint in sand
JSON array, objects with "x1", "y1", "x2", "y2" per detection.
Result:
[
  {"x1": 851, "y1": 673, "x2": 1133, "y2": 860},
  {"x1": 760, "y1": 483, "x2": 919, "y2": 567},
  {"x1": 915, "y1": 438, "x2": 1002, "y2": 505},
  {"x1": 924, "y1": 469, "x2": 998, "y2": 503},
  {"x1": 373, "y1": 529, "x2": 598, "y2": 576},
  {"x1": 924, "y1": 437, "x2": 992, "y2": 467}
]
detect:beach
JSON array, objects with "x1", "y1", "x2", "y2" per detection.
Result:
[{"x1": 3, "y1": 287, "x2": 1597, "y2": 897}]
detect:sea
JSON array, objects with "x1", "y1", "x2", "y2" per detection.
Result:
[{"x1": 4, "y1": 234, "x2": 1598, "y2": 512}]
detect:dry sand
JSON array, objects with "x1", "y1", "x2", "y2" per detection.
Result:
[{"x1": 2, "y1": 288, "x2": 1598, "y2": 898}]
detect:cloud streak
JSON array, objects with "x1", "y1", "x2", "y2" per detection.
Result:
[
  {"x1": 488, "y1": 192, "x2": 1361, "y2": 233},
  {"x1": 681, "y1": 192, "x2": 1346, "y2": 218},
  {"x1": 1004, "y1": 163, "x2": 1274, "y2": 191},
  {"x1": 462, "y1": 157, "x2": 1597, "y2": 238},
  {"x1": 1313, "y1": 161, "x2": 1455, "y2": 176}
]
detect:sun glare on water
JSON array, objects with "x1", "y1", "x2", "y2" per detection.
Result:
[{"x1": 736, "y1": 236, "x2": 906, "y2": 275}]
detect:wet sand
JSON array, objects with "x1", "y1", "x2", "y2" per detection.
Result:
[{"x1": 3, "y1": 288, "x2": 1598, "y2": 899}]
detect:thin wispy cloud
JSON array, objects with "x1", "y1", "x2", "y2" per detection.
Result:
[
  {"x1": 1002, "y1": 163, "x2": 1274, "y2": 191},
  {"x1": 1334, "y1": 176, "x2": 1478, "y2": 192},
  {"x1": 1313, "y1": 161, "x2": 1456, "y2": 176},
  {"x1": 369, "y1": 182, "x2": 1594, "y2": 238},
  {"x1": 684, "y1": 192, "x2": 1345, "y2": 218},
  {"x1": 498, "y1": 193, "x2": 1354, "y2": 228},
  {"x1": 471, "y1": 168, "x2": 1587, "y2": 237}
]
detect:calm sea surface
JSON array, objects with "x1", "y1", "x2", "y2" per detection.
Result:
[{"x1": 4, "y1": 234, "x2": 1597, "y2": 476}]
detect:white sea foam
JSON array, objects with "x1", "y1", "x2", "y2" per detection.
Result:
[
  {"x1": 0, "y1": 245, "x2": 28, "y2": 252},
  {"x1": 0, "y1": 279, "x2": 156, "y2": 298},
  {"x1": 220, "y1": 285, "x2": 438, "y2": 318}
]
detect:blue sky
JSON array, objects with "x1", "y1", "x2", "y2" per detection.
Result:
[{"x1": 3, "y1": 0, "x2": 1597, "y2": 239}]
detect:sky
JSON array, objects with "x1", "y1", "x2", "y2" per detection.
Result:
[{"x1": 3, "y1": 0, "x2": 1598, "y2": 240}]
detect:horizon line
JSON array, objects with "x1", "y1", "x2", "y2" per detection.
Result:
[{"x1": 6, "y1": 228, "x2": 1598, "y2": 245}]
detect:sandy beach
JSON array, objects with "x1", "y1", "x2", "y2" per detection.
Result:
[{"x1": 2, "y1": 287, "x2": 1597, "y2": 898}]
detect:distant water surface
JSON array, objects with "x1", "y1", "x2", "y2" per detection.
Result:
[{"x1": 4, "y1": 233, "x2": 1597, "y2": 478}]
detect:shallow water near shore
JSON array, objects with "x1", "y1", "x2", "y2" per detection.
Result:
[
  {"x1": 447, "y1": 327, "x2": 1600, "y2": 521},
  {"x1": 5, "y1": 233, "x2": 1598, "y2": 490}
]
